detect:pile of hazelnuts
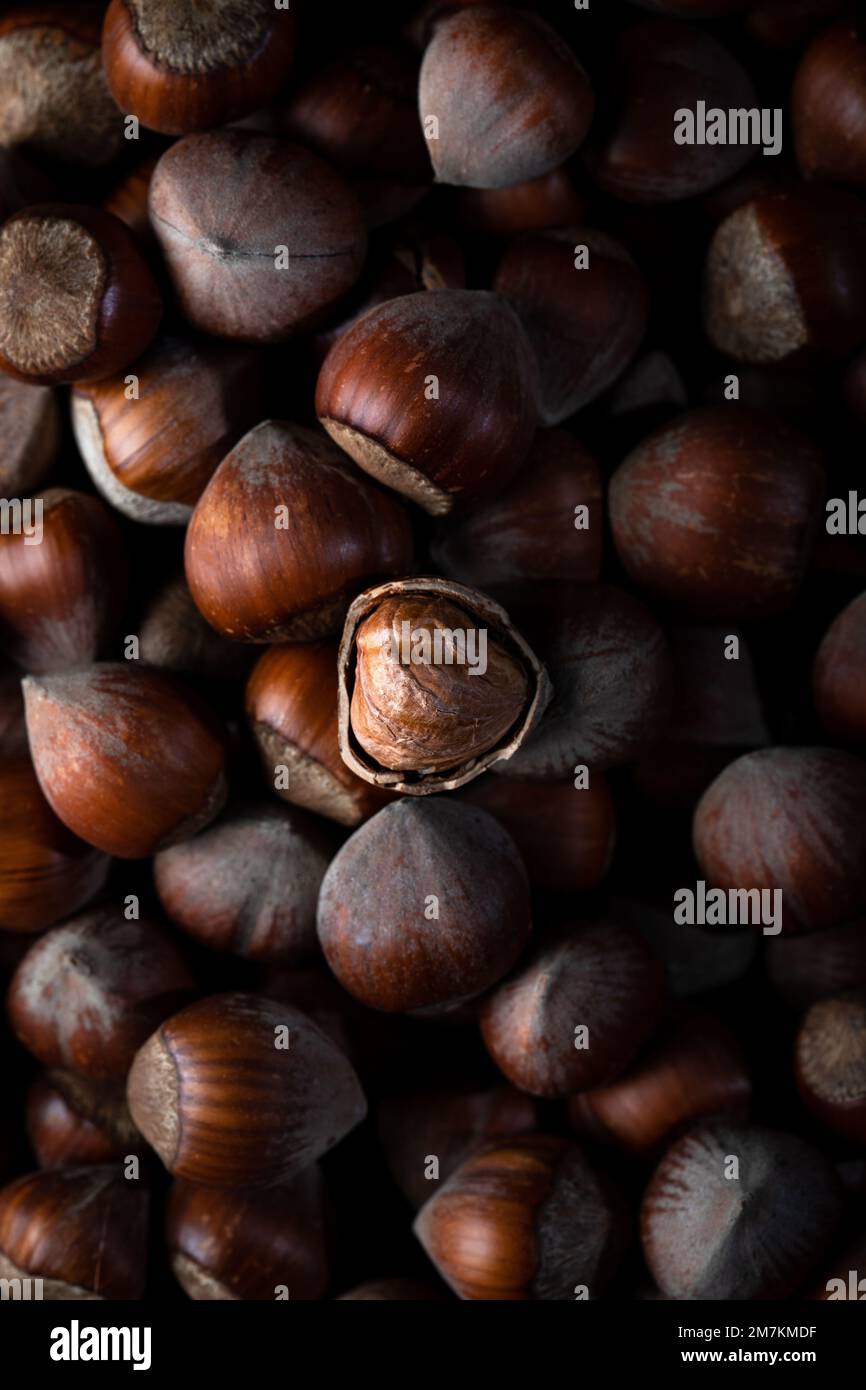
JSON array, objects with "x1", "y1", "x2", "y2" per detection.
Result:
[{"x1": 0, "y1": 0, "x2": 865, "y2": 1305}]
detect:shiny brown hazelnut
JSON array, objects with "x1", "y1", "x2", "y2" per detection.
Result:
[
  {"x1": 127, "y1": 992, "x2": 366, "y2": 1187},
  {"x1": 279, "y1": 44, "x2": 430, "y2": 185},
  {"x1": 0, "y1": 1166, "x2": 149, "y2": 1300},
  {"x1": 568, "y1": 1008, "x2": 751, "y2": 1155},
  {"x1": 149, "y1": 132, "x2": 367, "y2": 342},
  {"x1": 703, "y1": 189, "x2": 866, "y2": 364},
  {"x1": 0, "y1": 754, "x2": 109, "y2": 933},
  {"x1": 609, "y1": 409, "x2": 825, "y2": 619},
  {"x1": 461, "y1": 772, "x2": 615, "y2": 895},
  {"x1": 589, "y1": 19, "x2": 756, "y2": 203},
  {"x1": 795, "y1": 991, "x2": 866, "y2": 1144},
  {"x1": 455, "y1": 166, "x2": 586, "y2": 237},
  {"x1": 0, "y1": 6, "x2": 122, "y2": 166},
  {"x1": 154, "y1": 803, "x2": 333, "y2": 964},
  {"x1": 337, "y1": 578, "x2": 551, "y2": 794},
  {"x1": 185, "y1": 422, "x2": 414, "y2": 643},
  {"x1": 414, "y1": 1135, "x2": 628, "y2": 1300},
  {"x1": 0, "y1": 489, "x2": 127, "y2": 673},
  {"x1": 102, "y1": 0, "x2": 297, "y2": 136},
  {"x1": 245, "y1": 641, "x2": 396, "y2": 828},
  {"x1": 167, "y1": 1167, "x2": 329, "y2": 1301},
  {"x1": 7, "y1": 905, "x2": 195, "y2": 1079},
  {"x1": 502, "y1": 585, "x2": 673, "y2": 777},
  {"x1": 0, "y1": 376, "x2": 60, "y2": 494},
  {"x1": 494, "y1": 229, "x2": 649, "y2": 426},
  {"x1": 22, "y1": 663, "x2": 228, "y2": 859},
  {"x1": 71, "y1": 336, "x2": 266, "y2": 525},
  {"x1": 641, "y1": 1122, "x2": 842, "y2": 1300},
  {"x1": 813, "y1": 592, "x2": 866, "y2": 744},
  {"x1": 479, "y1": 923, "x2": 665, "y2": 1098},
  {"x1": 429, "y1": 430, "x2": 602, "y2": 591},
  {"x1": 315, "y1": 290, "x2": 539, "y2": 517},
  {"x1": 793, "y1": 22, "x2": 866, "y2": 189},
  {"x1": 316, "y1": 798, "x2": 531, "y2": 1013},
  {"x1": 378, "y1": 1085, "x2": 540, "y2": 1209},
  {"x1": 693, "y1": 748, "x2": 866, "y2": 933},
  {"x1": 26, "y1": 1071, "x2": 142, "y2": 1170},
  {"x1": 0, "y1": 205, "x2": 162, "y2": 386},
  {"x1": 418, "y1": 7, "x2": 594, "y2": 189}
]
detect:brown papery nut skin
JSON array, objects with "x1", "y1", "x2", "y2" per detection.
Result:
[
  {"x1": 154, "y1": 802, "x2": 333, "y2": 965},
  {"x1": 149, "y1": 132, "x2": 367, "y2": 342},
  {"x1": 609, "y1": 409, "x2": 825, "y2": 620},
  {"x1": 102, "y1": 0, "x2": 297, "y2": 136},
  {"x1": 7, "y1": 906, "x2": 195, "y2": 1080},
  {"x1": 316, "y1": 798, "x2": 531, "y2": 1013},
  {"x1": 185, "y1": 422, "x2": 413, "y2": 643},
  {"x1": 350, "y1": 595, "x2": 528, "y2": 775},
  {"x1": 0, "y1": 1165, "x2": 149, "y2": 1300},
  {"x1": 414, "y1": 1135, "x2": 627, "y2": 1300},
  {"x1": 22, "y1": 663, "x2": 228, "y2": 859},
  {"x1": 813, "y1": 593, "x2": 866, "y2": 744},
  {"x1": 378, "y1": 1085, "x2": 540, "y2": 1209},
  {"x1": 794, "y1": 991, "x2": 866, "y2": 1144},
  {"x1": 494, "y1": 229, "x2": 649, "y2": 426},
  {"x1": 245, "y1": 641, "x2": 396, "y2": 828},
  {"x1": 568, "y1": 1008, "x2": 751, "y2": 1155},
  {"x1": 461, "y1": 773, "x2": 615, "y2": 895},
  {"x1": 338, "y1": 578, "x2": 551, "y2": 794},
  {"x1": 704, "y1": 189, "x2": 866, "y2": 364},
  {"x1": 693, "y1": 747, "x2": 866, "y2": 933},
  {"x1": 167, "y1": 1167, "x2": 329, "y2": 1301},
  {"x1": 126, "y1": 992, "x2": 367, "y2": 1187},
  {"x1": 430, "y1": 430, "x2": 602, "y2": 591},
  {"x1": 0, "y1": 489, "x2": 127, "y2": 673},
  {"x1": 0, "y1": 205, "x2": 162, "y2": 386},
  {"x1": 71, "y1": 337, "x2": 266, "y2": 525},
  {"x1": 502, "y1": 585, "x2": 673, "y2": 777},
  {"x1": 589, "y1": 20, "x2": 756, "y2": 203},
  {"x1": 0, "y1": 6, "x2": 122, "y2": 167},
  {"x1": 793, "y1": 23, "x2": 866, "y2": 189},
  {"x1": 418, "y1": 8, "x2": 594, "y2": 189},
  {"x1": 641, "y1": 1122, "x2": 842, "y2": 1300},
  {"x1": 280, "y1": 44, "x2": 430, "y2": 185},
  {"x1": 480, "y1": 923, "x2": 665, "y2": 1098},
  {"x1": 767, "y1": 919, "x2": 866, "y2": 1007},
  {"x1": 0, "y1": 754, "x2": 109, "y2": 933},
  {"x1": 0, "y1": 376, "x2": 60, "y2": 494},
  {"x1": 26, "y1": 1071, "x2": 142, "y2": 1170},
  {"x1": 316, "y1": 290, "x2": 539, "y2": 517}
]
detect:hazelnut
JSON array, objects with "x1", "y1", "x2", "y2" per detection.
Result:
[
  {"x1": 794, "y1": 991, "x2": 866, "y2": 1144},
  {"x1": 245, "y1": 640, "x2": 396, "y2": 828},
  {"x1": 71, "y1": 336, "x2": 266, "y2": 526},
  {"x1": 793, "y1": 22, "x2": 866, "y2": 189},
  {"x1": 127, "y1": 992, "x2": 366, "y2": 1186},
  {"x1": 609, "y1": 408, "x2": 825, "y2": 619},
  {"x1": 0, "y1": 205, "x2": 162, "y2": 385},
  {"x1": 315, "y1": 289, "x2": 539, "y2": 517},
  {"x1": 479, "y1": 923, "x2": 666, "y2": 1098},
  {"x1": 22, "y1": 663, "x2": 228, "y2": 859},
  {"x1": 0, "y1": 376, "x2": 60, "y2": 495},
  {"x1": 26, "y1": 1071, "x2": 142, "y2": 1170},
  {"x1": 414, "y1": 1135, "x2": 628, "y2": 1300},
  {"x1": 0, "y1": 488, "x2": 127, "y2": 673},
  {"x1": 337, "y1": 578, "x2": 551, "y2": 793},
  {"x1": 138, "y1": 575, "x2": 254, "y2": 682},
  {"x1": 813, "y1": 592, "x2": 866, "y2": 744},
  {"x1": 184, "y1": 421, "x2": 414, "y2": 642},
  {"x1": 154, "y1": 802, "x2": 333, "y2": 964},
  {"x1": 7, "y1": 905, "x2": 195, "y2": 1079},
  {"x1": 418, "y1": 7, "x2": 594, "y2": 189},
  {"x1": 316, "y1": 798, "x2": 531, "y2": 1013},
  {"x1": 455, "y1": 166, "x2": 586, "y2": 237},
  {"x1": 102, "y1": 0, "x2": 297, "y2": 136},
  {"x1": 148, "y1": 132, "x2": 367, "y2": 342},
  {"x1": 767, "y1": 920, "x2": 866, "y2": 1008},
  {"x1": 693, "y1": 747, "x2": 866, "y2": 933}
]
